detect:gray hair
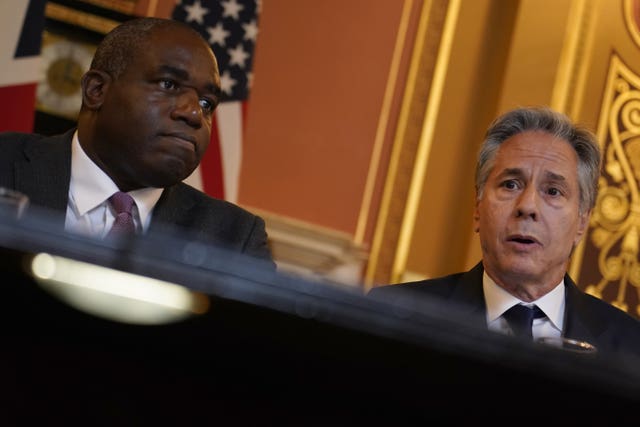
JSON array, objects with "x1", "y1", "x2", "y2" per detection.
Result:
[
  {"x1": 90, "y1": 17, "x2": 208, "y2": 80},
  {"x1": 475, "y1": 106, "x2": 602, "y2": 213}
]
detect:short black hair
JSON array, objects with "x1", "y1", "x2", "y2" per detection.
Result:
[{"x1": 90, "y1": 17, "x2": 209, "y2": 79}]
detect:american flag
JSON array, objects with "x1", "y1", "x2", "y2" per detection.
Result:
[
  {"x1": 0, "y1": 0, "x2": 46, "y2": 133},
  {"x1": 172, "y1": 0, "x2": 261, "y2": 202}
]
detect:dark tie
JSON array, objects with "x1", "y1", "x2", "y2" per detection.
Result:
[
  {"x1": 107, "y1": 191, "x2": 136, "y2": 237},
  {"x1": 502, "y1": 304, "x2": 546, "y2": 339}
]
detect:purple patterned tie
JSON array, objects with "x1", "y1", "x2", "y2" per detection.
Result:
[{"x1": 107, "y1": 191, "x2": 136, "y2": 237}]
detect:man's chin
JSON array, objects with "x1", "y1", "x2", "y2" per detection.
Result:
[
  {"x1": 497, "y1": 258, "x2": 543, "y2": 281},
  {"x1": 142, "y1": 173, "x2": 189, "y2": 189},
  {"x1": 151, "y1": 161, "x2": 196, "y2": 187}
]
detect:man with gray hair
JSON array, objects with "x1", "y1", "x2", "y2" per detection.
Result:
[{"x1": 370, "y1": 106, "x2": 640, "y2": 360}]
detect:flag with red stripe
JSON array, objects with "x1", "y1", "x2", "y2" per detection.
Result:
[
  {"x1": 172, "y1": 0, "x2": 260, "y2": 203},
  {"x1": 0, "y1": 0, "x2": 46, "y2": 133}
]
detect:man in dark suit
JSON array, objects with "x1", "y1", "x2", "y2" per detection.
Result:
[
  {"x1": 0, "y1": 17, "x2": 273, "y2": 265},
  {"x1": 369, "y1": 107, "x2": 640, "y2": 361}
]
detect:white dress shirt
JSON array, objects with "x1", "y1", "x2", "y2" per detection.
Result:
[
  {"x1": 65, "y1": 131, "x2": 163, "y2": 238},
  {"x1": 483, "y1": 271, "x2": 564, "y2": 339}
]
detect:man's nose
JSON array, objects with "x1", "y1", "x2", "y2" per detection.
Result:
[
  {"x1": 515, "y1": 185, "x2": 538, "y2": 220},
  {"x1": 171, "y1": 90, "x2": 203, "y2": 128}
]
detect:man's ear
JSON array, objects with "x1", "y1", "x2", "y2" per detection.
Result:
[
  {"x1": 473, "y1": 199, "x2": 480, "y2": 233},
  {"x1": 81, "y1": 70, "x2": 111, "y2": 110},
  {"x1": 574, "y1": 209, "x2": 591, "y2": 246}
]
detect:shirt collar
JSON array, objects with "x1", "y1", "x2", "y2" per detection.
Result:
[
  {"x1": 130, "y1": 186, "x2": 163, "y2": 230},
  {"x1": 69, "y1": 130, "x2": 163, "y2": 229},
  {"x1": 483, "y1": 271, "x2": 565, "y2": 331},
  {"x1": 70, "y1": 130, "x2": 119, "y2": 215}
]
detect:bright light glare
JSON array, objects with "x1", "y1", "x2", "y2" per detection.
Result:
[{"x1": 30, "y1": 253, "x2": 210, "y2": 325}]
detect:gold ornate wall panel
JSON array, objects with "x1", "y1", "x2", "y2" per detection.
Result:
[
  {"x1": 573, "y1": 54, "x2": 640, "y2": 317},
  {"x1": 567, "y1": 0, "x2": 640, "y2": 318},
  {"x1": 624, "y1": 0, "x2": 640, "y2": 47},
  {"x1": 364, "y1": 0, "x2": 451, "y2": 287}
]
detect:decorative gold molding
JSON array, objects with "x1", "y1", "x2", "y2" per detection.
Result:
[
  {"x1": 623, "y1": 0, "x2": 640, "y2": 48},
  {"x1": 354, "y1": 0, "x2": 414, "y2": 246},
  {"x1": 77, "y1": 0, "x2": 138, "y2": 14},
  {"x1": 364, "y1": 0, "x2": 451, "y2": 288},
  {"x1": 554, "y1": 0, "x2": 597, "y2": 278},
  {"x1": 392, "y1": 0, "x2": 461, "y2": 284},
  {"x1": 574, "y1": 54, "x2": 640, "y2": 316},
  {"x1": 550, "y1": 0, "x2": 596, "y2": 118},
  {"x1": 45, "y1": 2, "x2": 122, "y2": 35}
]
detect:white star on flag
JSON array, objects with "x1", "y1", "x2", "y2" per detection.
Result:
[
  {"x1": 219, "y1": 70, "x2": 237, "y2": 95},
  {"x1": 221, "y1": 0, "x2": 244, "y2": 20},
  {"x1": 184, "y1": 0, "x2": 209, "y2": 25},
  {"x1": 207, "y1": 22, "x2": 229, "y2": 46},
  {"x1": 228, "y1": 44, "x2": 249, "y2": 68},
  {"x1": 172, "y1": 0, "x2": 260, "y2": 203},
  {"x1": 242, "y1": 20, "x2": 258, "y2": 41}
]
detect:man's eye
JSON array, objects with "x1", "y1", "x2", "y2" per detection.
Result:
[
  {"x1": 199, "y1": 98, "x2": 214, "y2": 113},
  {"x1": 547, "y1": 187, "x2": 560, "y2": 196},
  {"x1": 160, "y1": 79, "x2": 177, "y2": 90},
  {"x1": 502, "y1": 180, "x2": 518, "y2": 190}
]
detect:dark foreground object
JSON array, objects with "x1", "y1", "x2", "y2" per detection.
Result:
[{"x1": 1, "y1": 207, "x2": 639, "y2": 425}]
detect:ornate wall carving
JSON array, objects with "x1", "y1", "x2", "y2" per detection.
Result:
[{"x1": 576, "y1": 54, "x2": 640, "y2": 316}]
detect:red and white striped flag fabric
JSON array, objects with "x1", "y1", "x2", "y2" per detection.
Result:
[
  {"x1": 0, "y1": 0, "x2": 46, "y2": 133},
  {"x1": 171, "y1": 0, "x2": 260, "y2": 203}
]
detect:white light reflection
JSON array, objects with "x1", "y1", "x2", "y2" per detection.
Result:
[{"x1": 29, "y1": 253, "x2": 210, "y2": 325}]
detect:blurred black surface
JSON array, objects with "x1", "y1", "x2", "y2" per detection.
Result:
[{"x1": 1, "y1": 205, "x2": 640, "y2": 426}]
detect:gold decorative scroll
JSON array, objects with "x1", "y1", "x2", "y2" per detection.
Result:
[{"x1": 573, "y1": 54, "x2": 640, "y2": 317}]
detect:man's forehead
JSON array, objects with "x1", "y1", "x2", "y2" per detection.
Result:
[
  {"x1": 141, "y1": 36, "x2": 218, "y2": 75},
  {"x1": 494, "y1": 166, "x2": 569, "y2": 181}
]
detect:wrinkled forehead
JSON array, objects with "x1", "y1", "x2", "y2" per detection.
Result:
[
  {"x1": 491, "y1": 132, "x2": 579, "y2": 179},
  {"x1": 500, "y1": 131, "x2": 576, "y2": 159}
]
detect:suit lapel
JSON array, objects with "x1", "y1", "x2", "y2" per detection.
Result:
[
  {"x1": 562, "y1": 276, "x2": 605, "y2": 342},
  {"x1": 452, "y1": 262, "x2": 488, "y2": 323},
  {"x1": 15, "y1": 130, "x2": 73, "y2": 221},
  {"x1": 454, "y1": 264, "x2": 610, "y2": 339},
  {"x1": 148, "y1": 185, "x2": 196, "y2": 233}
]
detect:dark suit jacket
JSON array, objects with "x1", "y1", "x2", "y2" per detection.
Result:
[
  {"x1": 369, "y1": 261, "x2": 640, "y2": 362},
  {"x1": 0, "y1": 129, "x2": 274, "y2": 266}
]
